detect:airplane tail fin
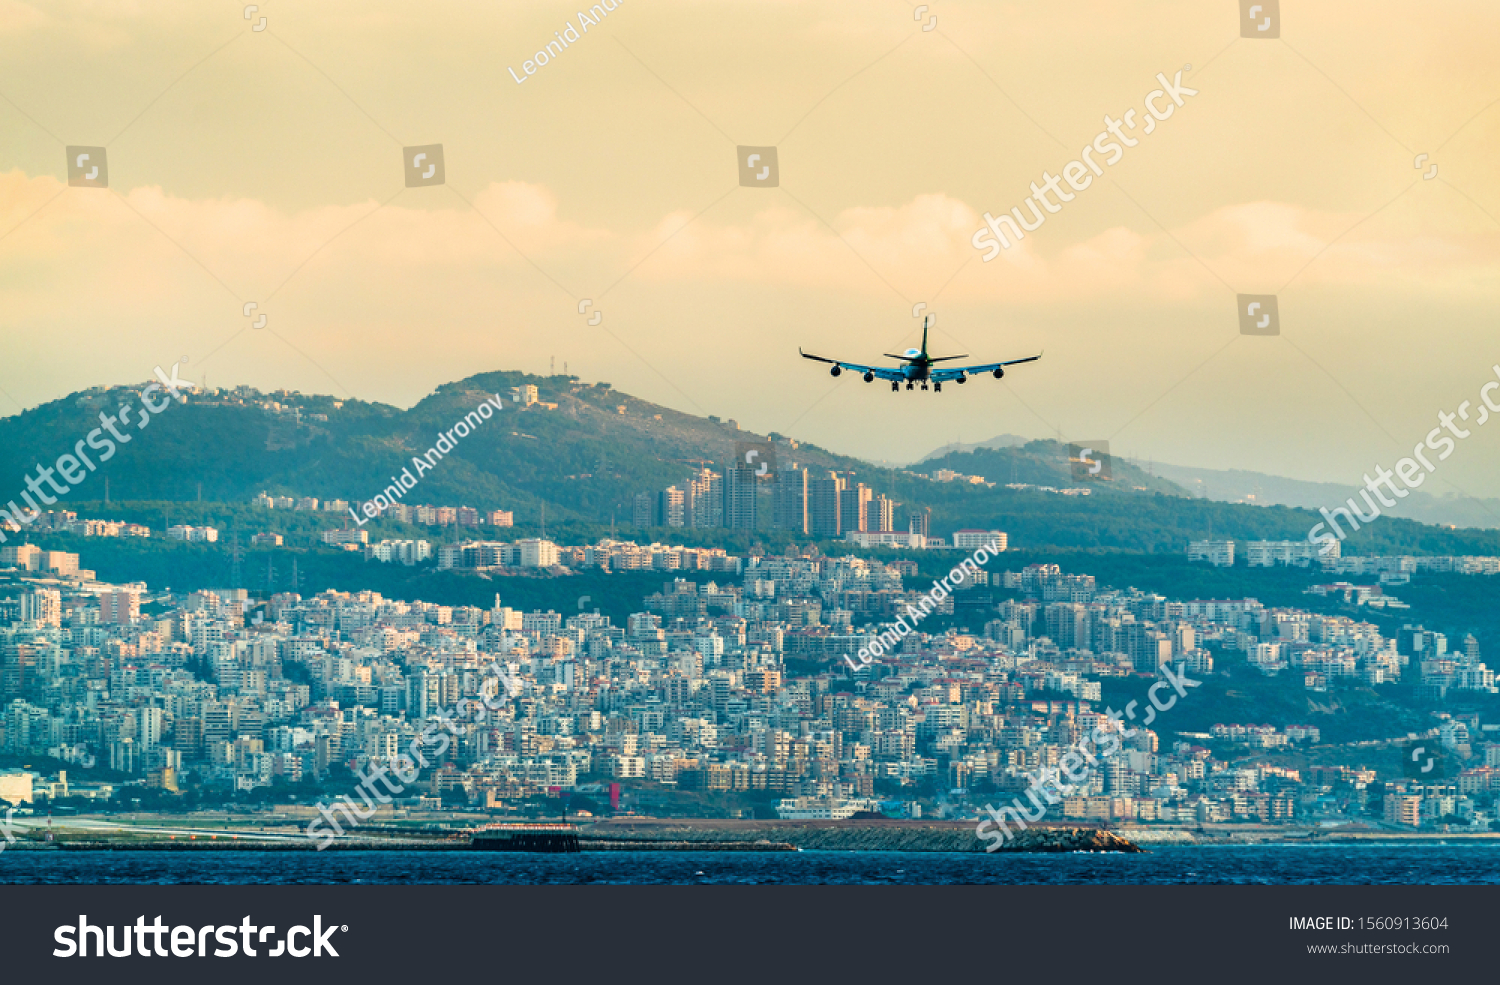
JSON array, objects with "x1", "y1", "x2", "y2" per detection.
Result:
[{"x1": 921, "y1": 315, "x2": 930, "y2": 358}]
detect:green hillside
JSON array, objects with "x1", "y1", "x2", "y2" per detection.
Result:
[
  {"x1": 2, "y1": 371, "x2": 1498, "y2": 558},
  {"x1": 904, "y1": 443, "x2": 1500, "y2": 556},
  {"x1": 0, "y1": 371, "x2": 870, "y2": 526}
]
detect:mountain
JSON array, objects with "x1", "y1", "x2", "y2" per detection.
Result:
[
  {"x1": 910, "y1": 433, "x2": 1031, "y2": 464},
  {"x1": 916, "y1": 442, "x2": 1190, "y2": 496},
  {"x1": 1146, "y1": 460, "x2": 1500, "y2": 531},
  {"x1": 0, "y1": 371, "x2": 870, "y2": 526},
  {"x1": 4, "y1": 372, "x2": 1499, "y2": 557},
  {"x1": 921, "y1": 434, "x2": 1500, "y2": 532},
  {"x1": 884, "y1": 442, "x2": 1498, "y2": 555}
]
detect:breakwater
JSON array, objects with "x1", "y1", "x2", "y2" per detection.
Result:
[
  {"x1": 40, "y1": 819, "x2": 1142, "y2": 853},
  {"x1": 473, "y1": 827, "x2": 581, "y2": 852},
  {"x1": 472, "y1": 823, "x2": 797, "y2": 852},
  {"x1": 581, "y1": 838, "x2": 797, "y2": 852},
  {"x1": 56, "y1": 839, "x2": 469, "y2": 851},
  {"x1": 580, "y1": 819, "x2": 1142, "y2": 853}
]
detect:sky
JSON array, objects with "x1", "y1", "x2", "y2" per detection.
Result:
[{"x1": 2, "y1": 0, "x2": 1498, "y2": 502}]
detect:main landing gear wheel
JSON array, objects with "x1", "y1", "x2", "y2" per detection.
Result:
[
  {"x1": 921, "y1": 383, "x2": 929, "y2": 390},
  {"x1": 891, "y1": 381, "x2": 899, "y2": 392},
  {"x1": 933, "y1": 382, "x2": 942, "y2": 392},
  {"x1": 906, "y1": 382, "x2": 914, "y2": 390}
]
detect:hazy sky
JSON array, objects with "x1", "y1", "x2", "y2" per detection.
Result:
[{"x1": 2, "y1": 0, "x2": 1498, "y2": 500}]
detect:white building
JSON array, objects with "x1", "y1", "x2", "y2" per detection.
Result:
[
  {"x1": 367, "y1": 540, "x2": 432, "y2": 565},
  {"x1": 166, "y1": 525, "x2": 219, "y2": 543},
  {"x1": 845, "y1": 531, "x2": 927, "y2": 549},
  {"x1": 610, "y1": 755, "x2": 645, "y2": 779},
  {"x1": 0, "y1": 771, "x2": 34, "y2": 805},
  {"x1": 19, "y1": 589, "x2": 61, "y2": 627},
  {"x1": 1246, "y1": 539, "x2": 1335, "y2": 567},
  {"x1": 953, "y1": 529, "x2": 1007, "y2": 552},
  {"x1": 137, "y1": 708, "x2": 164, "y2": 750},
  {"x1": 1250, "y1": 642, "x2": 1285, "y2": 673},
  {"x1": 517, "y1": 538, "x2": 560, "y2": 567},
  {"x1": 776, "y1": 797, "x2": 881, "y2": 819},
  {"x1": 321, "y1": 529, "x2": 369, "y2": 546},
  {"x1": 1188, "y1": 540, "x2": 1236, "y2": 567}
]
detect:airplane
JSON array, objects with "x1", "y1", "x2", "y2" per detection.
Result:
[{"x1": 799, "y1": 316, "x2": 1041, "y2": 392}]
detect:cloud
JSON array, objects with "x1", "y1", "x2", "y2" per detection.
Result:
[
  {"x1": 3, "y1": 168, "x2": 1498, "y2": 333},
  {"x1": 0, "y1": 170, "x2": 615, "y2": 299},
  {"x1": 619, "y1": 191, "x2": 1500, "y2": 305}
]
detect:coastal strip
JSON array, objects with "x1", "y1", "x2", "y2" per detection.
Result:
[
  {"x1": 44, "y1": 820, "x2": 1140, "y2": 853},
  {"x1": 574, "y1": 819, "x2": 1142, "y2": 853}
]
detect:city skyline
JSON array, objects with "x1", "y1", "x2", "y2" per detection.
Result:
[{"x1": 3, "y1": 525, "x2": 1496, "y2": 838}]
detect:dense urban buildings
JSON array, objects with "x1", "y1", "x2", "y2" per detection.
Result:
[{"x1": 1, "y1": 530, "x2": 1496, "y2": 832}]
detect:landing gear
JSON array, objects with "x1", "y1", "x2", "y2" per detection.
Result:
[
  {"x1": 921, "y1": 382, "x2": 929, "y2": 391},
  {"x1": 933, "y1": 382, "x2": 942, "y2": 392},
  {"x1": 906, "y1": 382, "x2": 914, "y2": 390},
  {"x1": 891, "y1": 381, "x2": 899, "y2": 392}
]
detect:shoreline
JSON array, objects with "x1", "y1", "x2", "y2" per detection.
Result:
[{"x1": 11, "y1": 816, "x2": 1494, "y2": 853}]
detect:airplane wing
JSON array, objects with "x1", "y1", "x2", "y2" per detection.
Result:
[
  {"x1": 800, "y1": 349, "x2": 905, "y2": 382},
  {"x1": 930, "y1": 353, "x2": 1042, "y2": 382}
]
